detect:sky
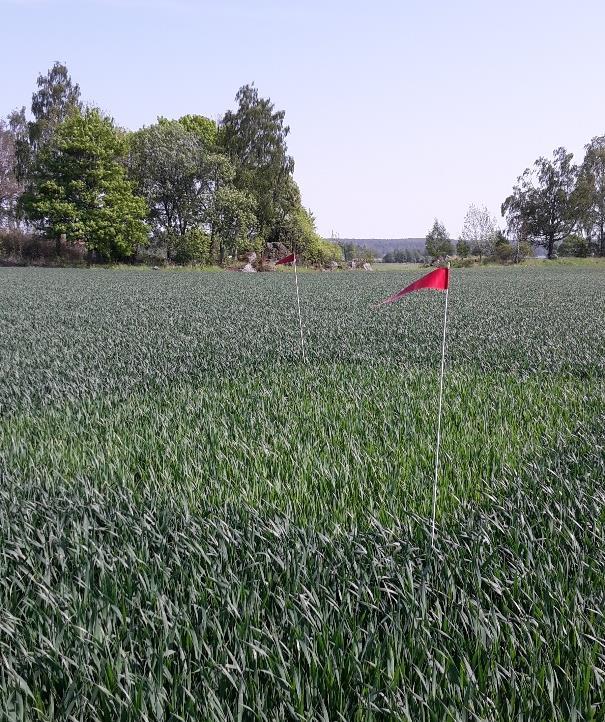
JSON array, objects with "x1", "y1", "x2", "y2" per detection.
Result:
[{"x1": 2, "y1": 0, "x2": 605, "y2": 238}]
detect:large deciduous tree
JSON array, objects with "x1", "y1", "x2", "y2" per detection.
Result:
[
  {"x1": 129, "y1": 120, "x2": 212, "y2": 250},
  {"x1": 211, "y1": 185, "x2": 257, "y2": 263},
  {"x1": 501, "y1": 147, "x2": 579, "y2": 259},
  {"x1": 21, "y1": 108, "x2": 147, "y2": 260},
  {"x1": 221, "y1": 84, "x2": 295, "y2": 243},
  {"x1": 128, "y1": 119, "x2": 258, "y2": 263},
  {"x1": 10, "y1": 62, "x2": 82, "y2": 185},
  {"x1": 425, "y1": 219, "x2": 453, "y2": 258},
  {"x1": 459, "y1": 204, "x2": 497, "y2": 261}
]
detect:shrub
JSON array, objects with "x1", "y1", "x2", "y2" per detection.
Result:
[{"x1": 173, "y1": 228, "x2": 212, "y2": 265}]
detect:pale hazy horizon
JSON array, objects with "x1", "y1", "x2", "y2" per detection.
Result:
[{"x1": 3, "y1": 0, "x2": 605, "y2": 239}]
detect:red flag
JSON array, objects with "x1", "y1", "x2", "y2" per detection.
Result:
[
  {"x1": 377, "y1": 267, "x2": 449, "y2": 305},
  {"x1": 275, "y1": 252, "x2": 296, "y2": 266}
]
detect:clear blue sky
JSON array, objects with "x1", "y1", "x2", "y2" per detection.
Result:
[{"x1": 2, "y1": 0, "x2": 604, "y2": 238}]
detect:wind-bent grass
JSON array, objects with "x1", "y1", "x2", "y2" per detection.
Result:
[{"x1": 0, "y1": 265, "x2": 604, "y2": 720}]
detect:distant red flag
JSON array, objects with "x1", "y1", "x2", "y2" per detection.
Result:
[
  {"x1": 377, "y1": 267, "x2": 449, "y2": 305},
  {"x1": 275, "y1": 252, "x2": 296, "y2": 265}
]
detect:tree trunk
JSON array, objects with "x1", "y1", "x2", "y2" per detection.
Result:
[{"x1": 547, "y1": 234, "x2": 555, "y2": 259}]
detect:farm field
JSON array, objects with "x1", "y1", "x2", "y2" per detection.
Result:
[{"x1": 0, "y1": 264, "x2": 604, "y2": 720}]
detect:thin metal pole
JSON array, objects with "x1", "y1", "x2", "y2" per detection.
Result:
[
  {"x1": 293, "y1": 255, "x2": 306, "y2": 362},
  {"x1": 431, "y1": 275, "x2": 449, "y2": 548}
]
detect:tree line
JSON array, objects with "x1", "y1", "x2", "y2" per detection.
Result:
[
  {"x1": 422, "y1": 137, "x2": 605, "y2": 263},
  {"x1": 0, "y1": 62, "x2": 340, "y2": 265}
]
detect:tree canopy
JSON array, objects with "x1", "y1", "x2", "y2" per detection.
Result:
[
  {"x1": 2, "y1": 64, "x2": 342, "y2": 264},
  {"x1": 502, "y1": 148, "x2": 580, "y2": 259},
  {"x1": 221, "y1": 84, "x2": 295, "y2": 244},
  {"x1": 425, "y1": 219, "x2": 452, "y2": 258},
  {"x1": 21, "y1": 107, "x2": 147, "y2": 259}
]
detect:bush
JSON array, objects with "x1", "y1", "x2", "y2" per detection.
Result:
[
  {"x1": 0, "y1": 228, "x2": 31, "y2": 258},
  {"x1": 451, "y1": 257, "x2": 474, "y2": 268},
  {"x1": 558, "y1": 234, "x2": 589, "y2": 258},
  {"x1": 494, "y1": 238, "x2": 514, "y2": 263},
  {"x1": 0, "y1": 230, "x2": 87, "y2": 264},
  {"x1": 172, "y1": 229, "x2": 212, "y2": 265}
]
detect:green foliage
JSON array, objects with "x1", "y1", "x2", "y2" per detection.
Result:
[
  {"x1": 9, "y1": 62, "x2": 82, "y2": 185},
  {"x1": 339, "y1": 240, "x2": 374, "y2": 263},
  {"x1": 425, "y1": 218, "x2": 453, "y2": 257},
  {"x1": 211, "y1": 184, "x2": 257, "y2": 262},
  {"x1": 29, "y1": 61, "x2": 82, "y2": 151},
  {"x1": 383, "y1": 247, "x2": 423, "y2": 263},
  {"x1": 178, "y1": 114, "x2": 218, "y2": 148},
  {"x1": 517, "y1": 241, "x2": 533, "y2": 260},
  {"x1": 279, "y1": 205, "x2": 341, "y2": 264},
  {"x1": 221, "y1": 84, "x2": 295, "y2": 242},
  {"x1": 576, "y1": 135, "x2": 605, "y2": 255},
  {"x1": 129, "y1": 120, "x2": 214, "y2": 245},
  {"x1": 21, "y1": 108, "x2": 147, "y2": 260},
  {"x1": 0, "y1": 266, "x2": 604, "y2": 719},
  {"x1": 172, "y1": 227, "x2": 212, "y2": 264},
  {"x1": 129, "y1": 120, "x2": 261, "y2": 264},
  {"x1": 494, "y1": 232, "x2": 515, "y2": 263},
  {"x1": 456, "y1": 238, "x2": 470, "y2": 258},
  {"x1": 557, "y1": 233, "x2": 589, "y2": 257},
  {"x1": 502, "y1": 147, "x2": 580, "y2": 259}
]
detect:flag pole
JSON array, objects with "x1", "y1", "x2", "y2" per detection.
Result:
[
  {"x1": 293, "y1": 253, "x2": 306, "y2": 363},
  {"x1": 431, "y1": 263, "x2": 450, "y2": 548}
]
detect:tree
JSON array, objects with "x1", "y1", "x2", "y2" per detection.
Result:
[
  {"x1": 128, "y1": 120, "x2": 238, "y2": 260},
  {"x1": 211, "y1": 185, "x2": 257, "y2": 263},
  {"x1": 178, "y1": 115, "x2": 218, "y2": 149},
  {"x1": 501, "y1": 147, "x2": 579, "y2": 260},
  {"x1": 576, "y1": 136, "x2": 605, "y2": 255},
  {"x1": 493, "y1": 231, "x2": 513, "y2": 262},
  {"x1": 21, "y1": 108, "x2": 147, "y2": 260},
  {"x1": 278, "y1": 206, "x2": 340, "y2": 264},
  {"x1": 10, "y1": 63, "x2": 82, "y2": 185},
  {"x1": 29, "y1": 62, "x2": 81, "y2": 152},
  {"x1": 459, "y1": 204, "x2": 497, "y2": 261},
  {"x1": 557, "y1": 234, "x2": 589, "y2": 257},
  {"x1": 340, "y1": 241, "x2": 356, "y2": 261},
  {"x1": 425, "y1": 219, "x2": 452, "y2": 258},
  {"x1": 456, "y1": 238, "x2": 470, "y2": 258},
  {"x1": 0, "y1": 119, "x2": 22, "y2": 227},
  {"x1": 221, "y1": 84, "x2": 294, "y2": 243}
]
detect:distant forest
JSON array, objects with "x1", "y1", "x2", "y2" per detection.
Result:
[{"x1": 337, "y1": 238, "x2": 425, "y2": 256}]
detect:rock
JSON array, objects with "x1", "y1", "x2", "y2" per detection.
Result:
[
  {"x1": 329, "y1": 261, "x2": 339, "y2": 270},
  {"x1": 266, "y1": 241, "x2": 288, "y2": 258},
  {"x1": 152, "y1": 266, "x2": 159, "y2": 270},
  {"x1": 241, "y1": 263, "x2": 256, "y2": 273},
  {"x1": 247, "y1": 251, "x2": 257, "y2": 263},
  {"x1": 363, "y1": 263, "x2": 373, "y2": 271}
]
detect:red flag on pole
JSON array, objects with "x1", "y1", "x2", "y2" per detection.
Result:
[
  {"x1": 275, "y1": 252, "x2": 296, "y2": 266},
  {"x1": 377, "y1": 266, "x2": 449, "y2": 305}
]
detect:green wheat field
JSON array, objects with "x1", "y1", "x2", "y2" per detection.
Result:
[{"x1": 1, "y1": 265, "x2": 604, "y2": 721}]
